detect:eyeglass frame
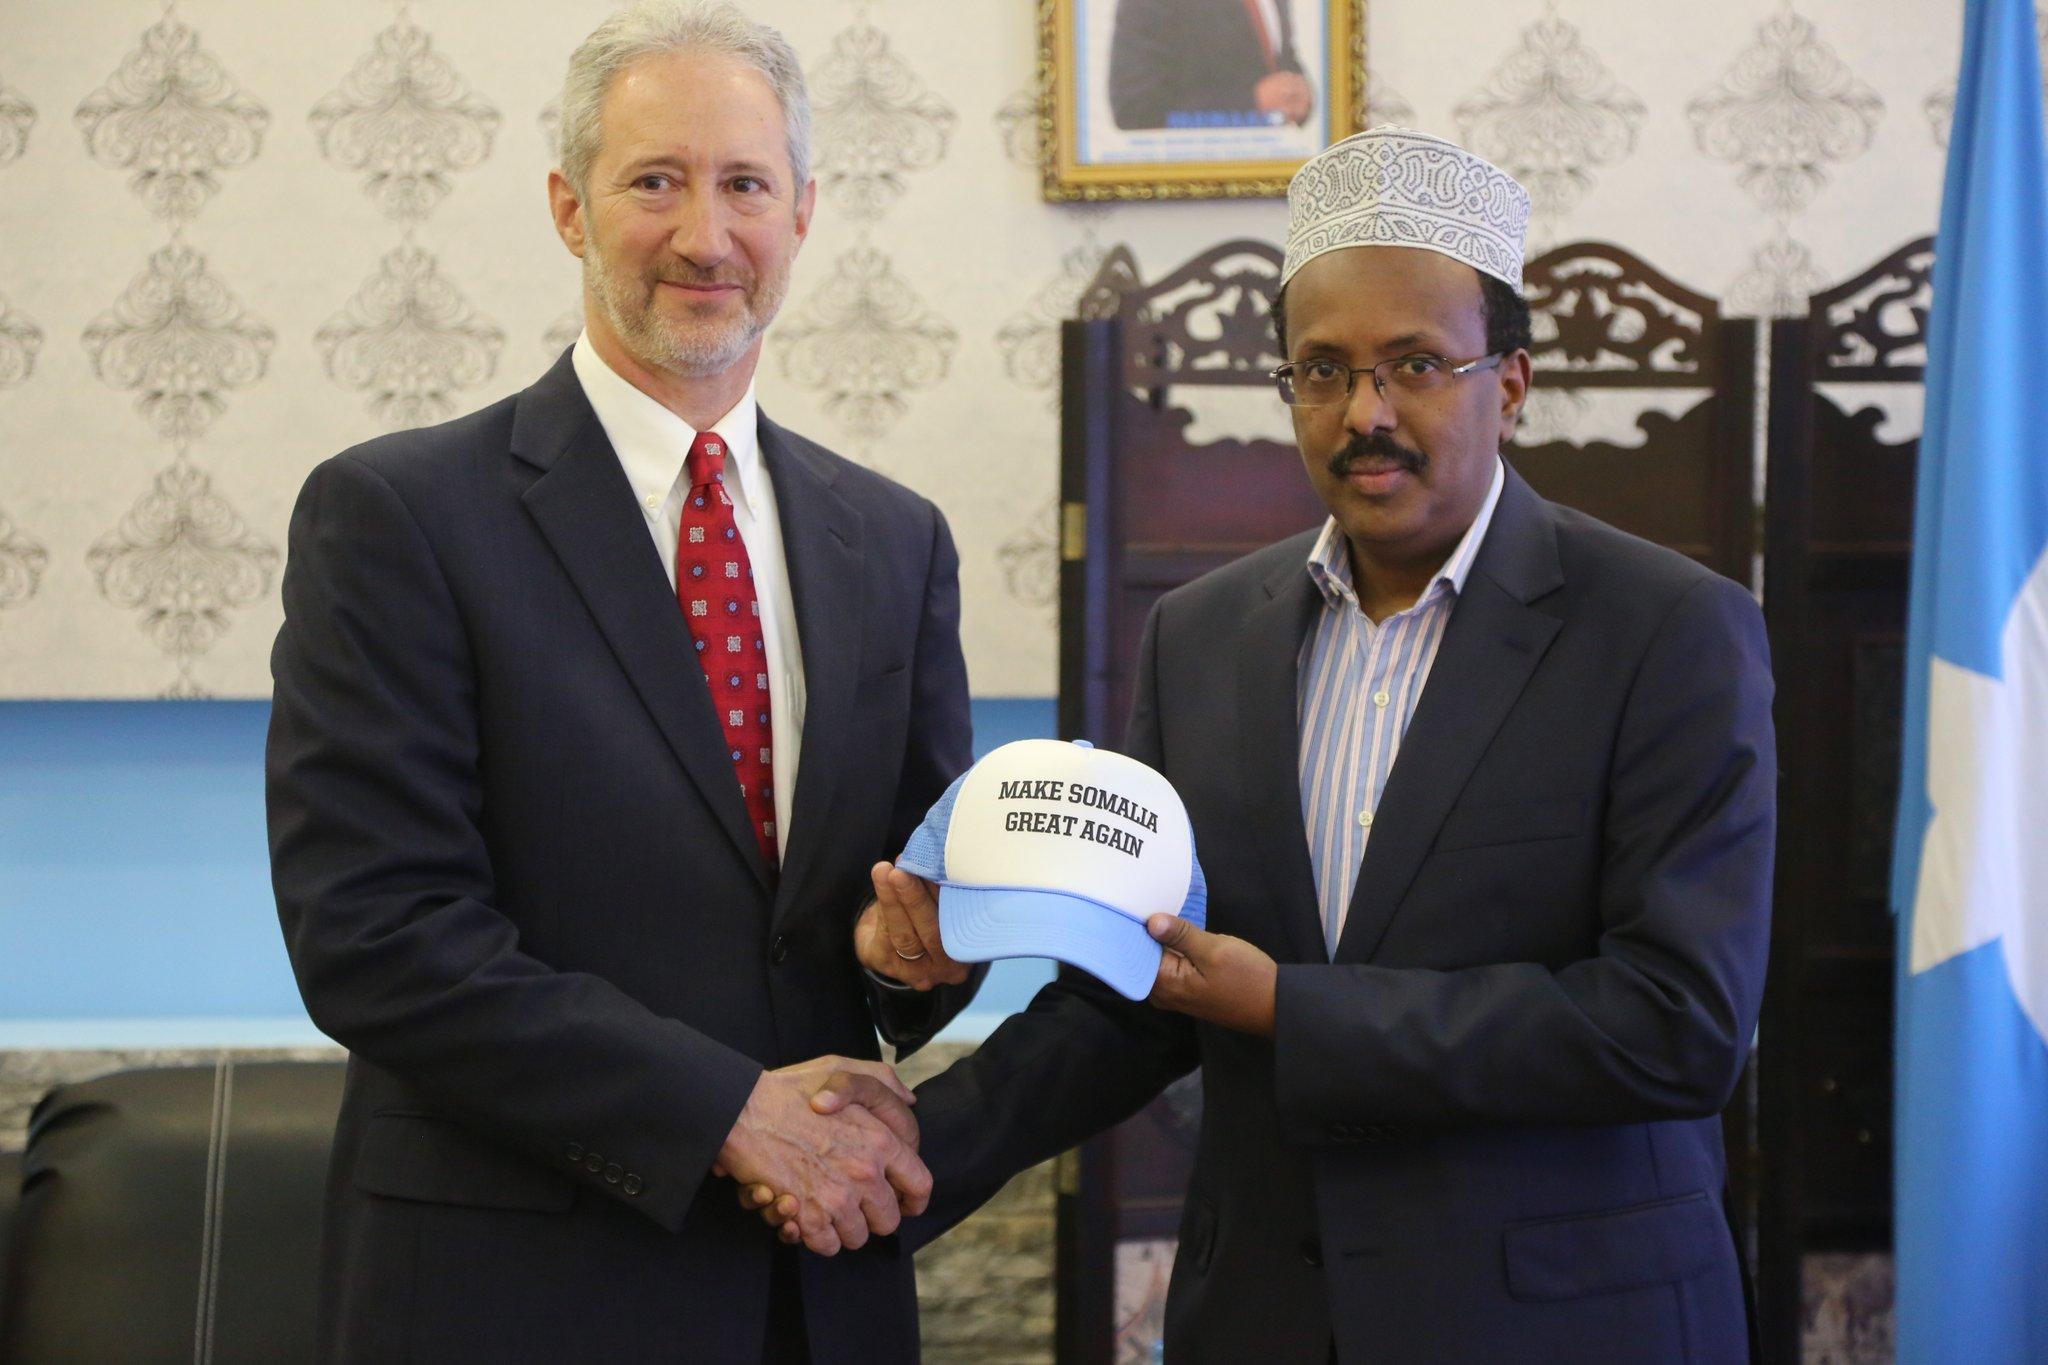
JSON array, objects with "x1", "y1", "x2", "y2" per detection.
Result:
[{"x1": 1267, "y1": 350, "x2": 1508, "y2": 407}]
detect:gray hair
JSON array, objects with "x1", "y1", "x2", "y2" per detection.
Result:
[{"x1": 557, "y1": 0, "x2": 813, "y2": 200}]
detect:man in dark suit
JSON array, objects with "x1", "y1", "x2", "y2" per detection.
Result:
[
  {"x1": 785, "y1": 129, "x2": 1772, "y2": 1361},
  {"x1": 1109, "y1": 0, "x2": 1314, "y2": 130},
  {"x1": 266, "y1": 3, "x2": 978, "y2": 1360}
]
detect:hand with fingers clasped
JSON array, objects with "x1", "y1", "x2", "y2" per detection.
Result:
[
  {"x1": 854, "y1": 861, "x2": 972, "y2": 990},
  {"x1": 712, "y1": 1055, "x2": 931, "y2": 1256}
]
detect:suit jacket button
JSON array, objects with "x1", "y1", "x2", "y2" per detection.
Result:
[
  {"x1": 585, "y1": 1153, "x2": 605, "y2": 1174},
  {"x1": 604, "y1": 1163, "x2": 622, "y2": 1184},
  {"x1": 1327, "y1": 1123, "x2": 1350, "y2": 1142},
  {"x1": 566, "y1": 1143, "x2": 584, "y2": 1162},
  {"x1": 623, "y1": 1174, "x2": 643, "y2": 1196},
  {"x1": 1299, "y1": 1236, "x2": 1323, "y2": 1268},
  {"x1": 769, "y1": 935, "x2": 789, "y2": 965}
]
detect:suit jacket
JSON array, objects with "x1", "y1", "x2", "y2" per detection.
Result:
[
  {"x1": 908, "y1": 469, "x2": 1774, "y2": 1363},
  {"x1": 267, "y1": 350, "x2": 977, "y2": 1363},
  {"x1": 1108, "y1": 0, "x2": 1305, "y2": 130}
]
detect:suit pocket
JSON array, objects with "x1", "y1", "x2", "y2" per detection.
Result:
[
  {"x1": 1433, "y1": 796, "x2": 1589, "y2": 854},
  {"x1": 1502, "y1": 1190, "x2": 1723, "y2": 1302},
  {"x1": 353, "y1": 1111, "x2": 577, "y2": 1213}
]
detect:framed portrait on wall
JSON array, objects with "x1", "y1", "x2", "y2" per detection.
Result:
[{"x1": 1038, "y1": 0, "x2": 1366, "y2": 200}]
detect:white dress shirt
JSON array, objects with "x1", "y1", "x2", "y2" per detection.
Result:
[
  {"x1": 571, "y1": 332, "x2": 806, "y2": 859},
  {"x1": 1255, "y1": 0, "x2": 1289, "y2": 59}
]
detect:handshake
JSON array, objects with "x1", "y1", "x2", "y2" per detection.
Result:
[
  {"x1": 710, "y1": 864, "x2": 969, "y2": 1255},
  {"x1": 717, "y1": 850, "x2": 1284, "y2": 1253},
  {"x1": 710, "y1": 1051, "x2": 927, "y2": 1256}
]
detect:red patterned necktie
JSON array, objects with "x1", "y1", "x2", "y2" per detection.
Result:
[{"x1": 676, "y1": 430, "x2": 778, "y2": 871}]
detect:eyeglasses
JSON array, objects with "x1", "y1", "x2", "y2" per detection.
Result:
[{"x1": 1269, "y1": 351, "x2": 1506, "y2": 407}]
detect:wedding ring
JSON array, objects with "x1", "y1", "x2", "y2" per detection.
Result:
[{"x1": 895, "y1": 947, "x2": 928, "y2": 961}]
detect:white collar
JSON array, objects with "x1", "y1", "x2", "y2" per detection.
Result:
[{"x1": 571, "y1": 330, "x2": 762, "y2": 509}]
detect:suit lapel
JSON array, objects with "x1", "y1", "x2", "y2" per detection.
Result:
[
  {"x1": 513, "y1": 351, "x2": 772, "y2": 890},
  {"x1": 1235, "y1": 552, "x2": 1330, "y2": 966},
  {"x1": 760, "y1": 416, "x2": 866, "y2": 929},
  {"x1": 1333, "y1": 469, "x2": 1564, "y2": 963}
]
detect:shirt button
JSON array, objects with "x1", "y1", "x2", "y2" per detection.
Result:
[
  {"x1": 1358, "y1": 810, "x2": 1374, "y2": 828},
  {"x1": 643, "y1": 494, "x2": 660, "y2": 511},
  {"x1": 1372, "y1": 690, "x2": 1391, "y2": 707}
]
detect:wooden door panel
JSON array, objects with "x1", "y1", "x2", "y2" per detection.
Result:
[{"x1": 1755, "y1": 237, "x2": 1931, "y2": 1361}]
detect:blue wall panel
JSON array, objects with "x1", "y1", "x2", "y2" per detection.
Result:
[{"x1": 0, "y1": 698, "x2": 1056, "y2": 1041}]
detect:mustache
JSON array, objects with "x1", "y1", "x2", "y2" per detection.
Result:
[
  {"x1": 655, "y1": 267, "x2": 752, "y2": 290},
  {"x1": 1328, "y1": 431, "x2": 1427, "y2": 477}
]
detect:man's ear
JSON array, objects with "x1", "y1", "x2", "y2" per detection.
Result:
[
  {"x1": 548, "y1": 169, "x2": 587, "y2": 259},
  {"x1": 792, "y1": 177, "x2": 817, "y2": 252},
  {"x1": 1496, "y1": 348, "x2": 1533, "y2": 443}
]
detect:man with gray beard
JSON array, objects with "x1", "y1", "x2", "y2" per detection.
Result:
[{"x1": 266, "y1": 3, "x2": 979, "y2": 1359}]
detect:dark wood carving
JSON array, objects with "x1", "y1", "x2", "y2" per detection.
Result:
[
  {"x1": 1077, "y1": 244, "x2": 1141, "y2": 323},
  {"x1": 1523, "y1": 241, "x2": 1719, "y2": 381},
  {"x1": 1810, "y1": 236, "x2": 1935, "y2": 381},
  {"x1": 1508, "y1": 241, "x2": 1756, "y2": 584},
  {"x1": 1757, "y1": 236, "x2": 1931, "y2": 1364},
  {"x1": 1061, "y1": 238, "x2": 1318, "y2": 751},
  {"x1": 1111, "y1": 239, "x2": 1285, "y2": 390}
]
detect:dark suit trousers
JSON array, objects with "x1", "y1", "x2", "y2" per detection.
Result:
[{"x1": 764, "y1": 1246, "x2": 810, "y2": 1364}]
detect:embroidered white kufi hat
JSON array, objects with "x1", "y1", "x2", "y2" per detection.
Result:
[{"x1": 1281, "y1": 126, "x2": 1532, "y2": 292}]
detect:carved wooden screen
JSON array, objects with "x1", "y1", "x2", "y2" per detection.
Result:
[
  {"x1": 1055, "y1": 240, "x2": 1308, "y2": 1362},
  {"x1": 1509, "y1": 242, "x2": 1757, "y2": 583},
  {"x1": 1757, "y1": 236, "x2": 1931, "y2": 1362},
  {"x1": 1055, "y1": 238, "x2": 1762, "y2": 1364},
  {"x1": 1058, "y1": 240, "x2": 1316, "y2": 751}
]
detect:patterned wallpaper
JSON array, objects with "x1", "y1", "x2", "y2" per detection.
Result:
[{"x1": 0, "y1": 0, "x2": 2020, "y2": 697}]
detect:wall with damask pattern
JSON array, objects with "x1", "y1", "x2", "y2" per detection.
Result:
[{"x1": 0, "y1": 0, "x2": 2020, "y2": 697}]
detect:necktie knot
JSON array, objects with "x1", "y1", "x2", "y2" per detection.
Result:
[{"x1": 686, "y1": 431, "x2": 728, "y2": 490}]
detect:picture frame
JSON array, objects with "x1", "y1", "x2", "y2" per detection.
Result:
[{"x1": 1037, "y1": 0, "x2": 1367, "y2": 201}]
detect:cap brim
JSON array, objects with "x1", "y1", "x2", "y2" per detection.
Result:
[{"x1": 938, "y1": 885, "x2": 1163, "y2": 1002}]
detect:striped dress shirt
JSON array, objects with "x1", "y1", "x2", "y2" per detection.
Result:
[{"x1": 1297, "y1": 458, "x2": 1506, "y2": 954}]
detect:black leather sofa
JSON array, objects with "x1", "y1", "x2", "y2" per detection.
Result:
[{"x1": 0, "y1": 1061, "x2": 344, "y2": 1363}]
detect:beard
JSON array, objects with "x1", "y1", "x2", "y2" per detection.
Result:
[{"x1": 583, "y1": 239, "x2": 790, "y2": 380}]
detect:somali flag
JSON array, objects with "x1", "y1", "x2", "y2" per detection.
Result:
[{"x1": 1891, "y1": 0, "x2": 2048, "y2": 1358}]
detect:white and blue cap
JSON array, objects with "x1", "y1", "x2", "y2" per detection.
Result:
[{"x1": 896, "y1": 738, "x2": 1207, "y2": 1001}]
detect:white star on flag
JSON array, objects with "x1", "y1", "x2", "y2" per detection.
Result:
[{"x1": 1909, "y1": 548, "x2": 2048, "y2": 1043}]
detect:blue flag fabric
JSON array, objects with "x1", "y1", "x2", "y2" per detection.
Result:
[{"x1": 1891, "y1": 0, "x2": 2048, "y2": 1359}]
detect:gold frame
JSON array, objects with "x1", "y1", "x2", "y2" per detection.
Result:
[{"x1": 1038, "y1": 0, "x2": 1367, "y2": 201}]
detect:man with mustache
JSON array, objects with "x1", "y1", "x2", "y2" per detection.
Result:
[
  {"x1": 266, "y1": 2, "x2": 977, "y2": 1359},
  {"x1": 777, "y1": 127, "x2": 1775, "y2": 1362}
]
